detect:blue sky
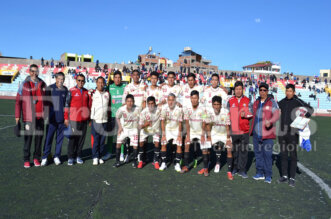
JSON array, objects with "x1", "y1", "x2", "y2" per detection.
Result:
[{"x1": 1, "y1": 0, "x2": 330, "y2": 75}]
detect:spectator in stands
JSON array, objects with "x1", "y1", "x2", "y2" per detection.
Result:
[
  {"x1": 278, "y1": 84, "x2": 313, "y2": 187},
  {"x1": 41, "y1": 72, "x2": 68, "y2": 166},
  {"x1": 64, "y1": 74, "x2": 91, "y2": 166},
  {"x1": 250, "y1": 83, "x2": 280, "y2": 183},
  {"x1": 41, "y1": 57, "x2": 44, "y2": 67},
  {"x1": 15, "y1": 64, "x2": 47, "y2": 168}
]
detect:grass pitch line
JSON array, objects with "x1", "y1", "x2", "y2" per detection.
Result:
[
  {"x1": 0, "y1": 125, "x2": 15, "y2": 130},
  {"x1": 297, "y1": 162, "x2": 331, "y2": 199}
]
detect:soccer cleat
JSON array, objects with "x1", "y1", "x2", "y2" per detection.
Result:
[
  {"x1": 227, "y1": 171, "x2": 234, "y2": 180},
  {"x1": 24, "y1": 161, "x2": 30, "y2": 168},
  {"x1": 204, "y1": 168, "x2": 209, "y2": 177},
  {"x1": 193, "y1": 159, "x2": 198, "y2": 168},
  {"x1": 67, "y1": 158, "x2": 74, "y2": 166},
  {"x1": 54, "y1": 157, "x2": 61, "y2": 165},
  {"x1": 278, "y1": 176, "x2": 288, "y2": 183},
  {"x1": 41, "y1": 158, "x2": 48, "y2": 167},
  {"x1": 232, "y1": 168, "x2": 238, "y2": 175},
  {"x1": 102, "y1": 153, "x2": 111, "y2": 161},
  {"x1": 288, "y1": 178, "x2": 295, "y2": 187},
  {"x1": 264, "y1": 176, "x2": 272, "y2": 184},
  {"x1": 113, "y1": 161, "x2": 120, "y2": 168},
  {"x1": 198, "y1": 168, "x2": 205, "y2": 175},
  {"x1": 238, "y1": 172, "x2": 248, "y2": 179},
  {"x1": 153, "y1": 161, "x2": 160, "y2": 170},
  {"x1": 33, "y1": 159, "x2": 41, "y2": 167},
  {"x1": 120, "y1": 153, "x2": 125, "y2": 162},
  {"x1": 137, "y1": 161, "x2": 145, "y2": 169},
  {"x1": 174, "y1": 163, "x2": 181, "y2": 172},
  {"x1": 253, "y1": 174, "x2": 265, "y2": 180},
  {"x1": 93, "y1": 158, "x2": 98, "y2": 165},
  {"x1": 181, "y1": 166, "x2": 189, "y2": 174},
  {"x1": 132, "y1": 161, "x2": 138, "y2": 168},
  {"x1": 159, "y1": 162, "x2": 167, "y2": 171},
  {"x1": 99, "y1": 159, "x2": 104, "y2": 164},
  {"x1": 214, "y1": 163, "x2": 220, "y2": 173},
  {"x1": 76, "y1": 157, "x2": 84, "y2": 164}
]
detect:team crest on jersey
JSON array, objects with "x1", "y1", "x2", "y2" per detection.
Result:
[
  {"x1": 266, "y1": 106, "x2": 270, "y2": 110},
  {"x1": 123, "y1": 113, "x2": 127, "y2": 119},
  {"x1": 232, "y1": 103, "x2": 236, "y2": 107},
  {"x1": 74, "y1": 93, "x2": 80, "y2": 97},
  {"x1": 243, "y1": 103, "x2": 246, "y2": 107}
]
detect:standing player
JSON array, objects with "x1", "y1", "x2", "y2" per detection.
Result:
[
  {"x1": 181, "y1": 73, "x2": 204, "y2": 107},
  {"x1": 181, "y1": 90, "x2": 209, "y2": 175},
  {"x1": 206, "y1": 96, "x2": 234, "y2": 180},
  {"x1": 145, "y1": 71, "x2": 162, "y2": 105},
  {"x1": 105, "y1": 71, "x2": 126, "y2": 161},
  {"x1": 202, "y1": 73, "x2": 228, "y2": 108},
  {"x1": 160, "y1": 72, "x2": 182, "y2": 104},
  {"x1": 138, "y1": 96, "x2": 162, "y2": 169},
  {"x1": 114, "y1": 94, "x2": 141, "y2": 168},
  {"x1": 159, "y1": 93, "x2": 183, "y2": 172},
  {"x1": 122, "y1": 70, "x2": 146, "y2": 109}
]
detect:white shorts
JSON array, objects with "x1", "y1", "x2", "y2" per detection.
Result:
[
  {"x1": 117, "y1": 128, "x2": 138, "y2": 147},
  {"x1": 140, "y1": 130, "x2": 160, "y2": 143},
  {"x1": 162, "y1": 129, "x2": 182, "y2": 146}
]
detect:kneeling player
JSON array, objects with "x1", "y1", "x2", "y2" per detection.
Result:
[
  {"x1": 114, "y1": 94, "x2": 141, "y2": 168},
  {"x1": 181, "y1": 90, "x2": 209, "y2": 176},
  {"x1": 159, "y1": 93, "x2": 183, "y2": 172},
  {"x1": 138, "y1": 96, "x2": 162, "y2": 169},
  {"x1": 206, "y1": 96, "x2": 234, "y2": 180}
]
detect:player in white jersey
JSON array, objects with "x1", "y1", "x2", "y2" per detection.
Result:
[
  {"x1": 160, "y1": 71, "x2": 182, "y2": 104},
  {"x1": 138, "y1": 96, "x2": 162, "y2": 169},
  {"x1": 113, "y1": 94, "x2": 141, "y2": 168},
  {"x1": 122, "y1": 70, "x2": 146, "y2": 109},
  {"x1": 205, "y1": 96, "x2": 234, "y2": 180},
  {"x1": 202, "y1": 73, "x2": 228, "y2": 108},
  {"x1": 159, "y1": 93, "x2": 183, "y2": 172},
  {"x1": 145, "y1": 71, "x2": 162, "y2": 105},
  {"x1": 181, "y1": 73, "x2": 204, "y2": 107},
  {"x1": 181, "y1": 90, "x2": 209, "y2": 176}
]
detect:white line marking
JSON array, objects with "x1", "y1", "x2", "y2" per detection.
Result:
[
  {"x1": 0, "y1": 114, "x2": 15, "y2": 117},
  {"x1": 0, "y1": 125, "x2": 15, "y2": 130},
  {"x1": 297, "y1": 162, "x2": 331, "y2": 199}
]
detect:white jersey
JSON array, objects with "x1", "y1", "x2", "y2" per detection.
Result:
[
  {"x1": 184, "y1": 104, "x2": 207, "y2": 137},
  {"x1": 116, "y1": 105, "x2": 141, "y2": 129},
  {"x1": 160, "y1": 84, "x2": 182, "y2": 102},
  {"x1": 205, "y1": 108, "x2": 230, "y2": 142},
  {"x1": 122, "y1": 82, "x2": 146, "y2": 108},
  {"x1": 160, "y1": 104, "x2": 183, "y2": 131},
  {"x1": 145, "y1": 86, "x2": 162, "y2": 105},
  {"x1": 139, "y1": 107, "x2": 161, "y2": 135},
  {"x1": 181, "y1": 84, "x2": 204, "y2": 107},
  {"x1": 202, "y1": 86, "x2": 228, "y2": 108}
]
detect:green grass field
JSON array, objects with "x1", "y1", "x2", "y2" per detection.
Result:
[{"x1": 0, "y1": 99, "x2": 330, "y2": 218}]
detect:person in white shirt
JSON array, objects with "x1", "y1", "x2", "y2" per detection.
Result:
[
  {"x1": 122, "y1": 70, "x2": 146, "y2": 109},
  {"x1": 145, "y1": 71, "x2": 162, "y2": 105},
  {"x1": 160, "y1": 72, "x2": 182, "y2": 104},
  {"x1": 90, "y1": 77, "x2": 111, "y2": 165},
  {"x1": 138, "y1": 96, "x2": 162, "y2": 169},
  {"x1": 114, "y1": 94, "x2": 141, "y2": 168},
  {"x1": 202, "y1": 74, "x2": 228, "y2": 109},
  {"x1": 159, "y1": 93, "x2": 183, "y2": 172},
  {"x1": 205, "y1": 96, "x2": 234, "y2": 180},
  {"x1": 181, "y1": 73, "x2": 204, "y2": 107},
  {"x1": 181, "y1": 90, "x2": 209, "y2": 176}
]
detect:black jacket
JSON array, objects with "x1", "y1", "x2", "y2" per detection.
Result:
[{"x1": 278, "y1": 95, "x2": 314, "y2": 136}]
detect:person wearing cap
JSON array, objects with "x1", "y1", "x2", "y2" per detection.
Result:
[{"x1": 250, "y1": 82, "x2": 280, "y2": 183}]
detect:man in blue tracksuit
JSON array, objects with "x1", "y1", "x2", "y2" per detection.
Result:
[{"x1": 41, "y1": 72, "x2": 68, "y2": 166}]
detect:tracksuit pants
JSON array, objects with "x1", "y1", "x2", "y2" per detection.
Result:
[
  {"x1": 253, "y1": 135, "x2": 274, "y2": 178},
  {"x1": 279, "y1": 135, "x2": 298, "y2": 179},
  {"x1": 42, "y1": 122, "x2": 65, "y2": 159},
  {"x1": 67, "y1": 121, "x2": 87, "y2": 159},
  {"x1": 23, "y1": 119, "x2": 44, "y2": 162},
  {"x1": 106, "y1": 117, "x2": 117, "y2": 154},
  {"x1": 232, "y1": 133, "x2": 249, "y2": 173},
  {"x1": 91, "y1": 120, "x2": 107, "y2": 159}
]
